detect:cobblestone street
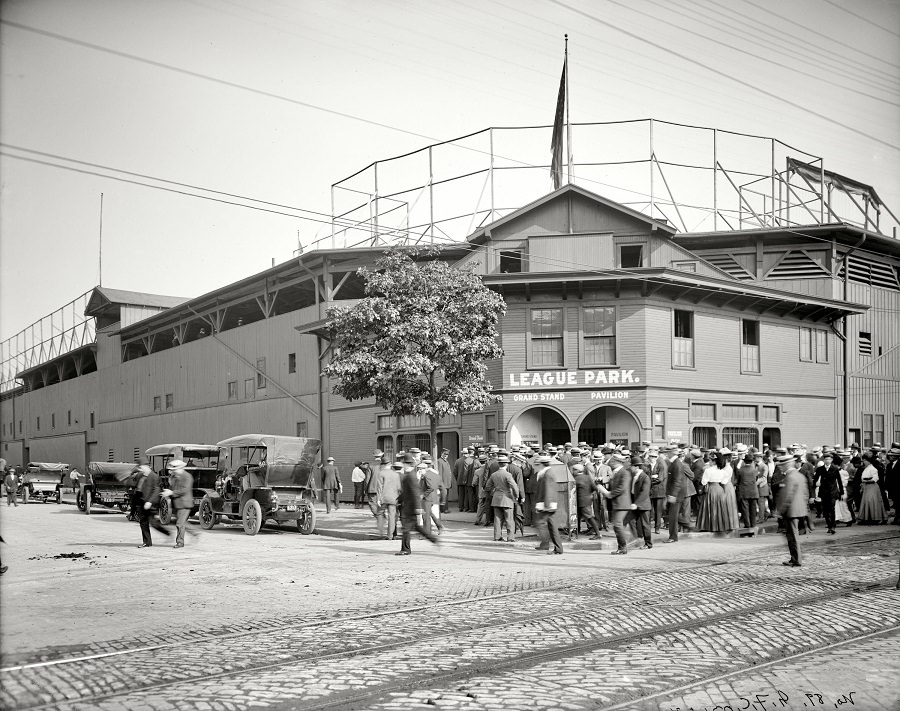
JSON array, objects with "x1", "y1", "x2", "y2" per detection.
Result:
[{"x1": 1, "y1": 500, "x2": 898, "y2": 710}]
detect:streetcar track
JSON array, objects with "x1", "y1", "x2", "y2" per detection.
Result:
[
  {"x1": 4, "y1": 538, "x2": 897, "y2": 711},
  {"x1": 3, "y1": 532, "x2": 897, "y2": 676}
]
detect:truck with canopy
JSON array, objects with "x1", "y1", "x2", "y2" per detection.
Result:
[
  {"x1": 145, "y1": 444, "x2": 220, "y2": 525},
  {"x1": 78, "y1": 462, "x2": 138, "y2": 514},
  {"x1": 200, "y1": 434, "x2": 320, "y2": 535},
  {"x1": 22, "y1": 462, "x2": 69, "y2": 504}
]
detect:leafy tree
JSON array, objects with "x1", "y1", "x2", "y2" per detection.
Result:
[{"x1": 322, "y1": 249, "x2": 506, "y2": 460}]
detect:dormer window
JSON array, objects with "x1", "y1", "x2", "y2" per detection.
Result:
[
  {"x1": 499, "y1": 249, "x2": 524, "y2": 273},
  {"x1": 619, "y1": 244, "x2": 643, "y2": 268}
]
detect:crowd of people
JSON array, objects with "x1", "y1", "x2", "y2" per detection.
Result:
[{"x1": 352, "y1": 440, "x2": 900, "y2": 562}]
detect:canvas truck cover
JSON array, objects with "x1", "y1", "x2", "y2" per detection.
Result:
[
  {"x1": 87, "y1": 461, "x2": 139, "y2": 485},
  {"x1": 27, "y1": 462, "x2": 69, "y2": 472},
  {"x1": 215, "y1": 434, "x2": 321, "y2": 488},
  {"x1": 145, "y1": 444, "x2": 220, "y2": 458}
]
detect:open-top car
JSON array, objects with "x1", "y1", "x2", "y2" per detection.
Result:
[
  {"x1": 22, "y1": 462, "x2": 69, "y2": 504},
  {"x1": 145, "y1": 444, "x2": 220, "y2": 525},
  {"x1": 201, "y1": 434, "x2": 320, "y2": 535},
  {"x1": 78, "y1": 462, "x2": 139, "y2": 514}
]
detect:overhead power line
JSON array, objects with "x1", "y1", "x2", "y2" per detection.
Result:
[{"x1": 548, "y1": 0, "x2": 900, "y2": 152}]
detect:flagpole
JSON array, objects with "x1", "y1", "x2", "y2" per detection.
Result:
[{"x1": 565, "y1": 34, "x2": 573, "y2": 184}]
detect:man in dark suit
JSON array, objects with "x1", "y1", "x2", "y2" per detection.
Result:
[
  {"x1": 135, "y1": 463, "x2": 169, "y2": 548},
  {"x1": 604, "y1": 453, "x2": 632, "y2": 554},
  {"x1": 626, "y1": 455, "x2": 652, "y2": 549},
  {"x1": 483, "y1": 455, "x2": 519, "y2": 542},
  {"x1": 813, "y1": 450, "x2": 844, "y2": 535},
  {"x1": 453, "y1": 448, "x2": 473, "y2": 512},
  {"x1": 167, "y1": 459, "x2": 194, "y2": 548},
  {"x1": 397, "y1": 455, "x2": 438, "y2": 555},
  {"x1": 533, "y1": 455, "x2": 563, "y2": 554},
  {"x1": 572, "y1": 463, "x2": 600, "y2": 539},
  {"x1": 885, "y1": 445, "x2": 900, "y2": 525},
  {"x1": 735, "y1": 453, "x2": 760, "y2": 532},
  {"x1": 664, "y1": 447, "x2": 688, "y2": 543}
]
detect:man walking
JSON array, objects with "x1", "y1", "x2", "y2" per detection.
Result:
[
  {"x1": 813, "y1": 450, "x2": 844, "y2": 535},
  {"x1": 604, "y1": 453, "x2": 633, "y2": 554},
  {"x1": 627, "y1": 455, "x2": 653, "y2": 549},
  {"x1": 397, "y1": 455, "x2": 438, "y2": 555},
  {"x1": 320, "y1": 457, "x2": 341, "y2": 513},
  {"x1": 533, "y1": 455, "x2": 563, "y2": 554},
  {"x1": 135, "y1": 463, "x2": 169, "y2": 548},
  {"x1": 572, "y1": 463, "x2": 601, "y2": 539},
  {"x1": 775, "y1": 453, "x2": 809, "y2": 567},
  {"x1": 167, "y1": 459, "x2": 194, "y2": 548}
]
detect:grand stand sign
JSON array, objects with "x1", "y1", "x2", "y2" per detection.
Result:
[{"x1": 506, "y1": 370, "x2": 640, "y2": 402}]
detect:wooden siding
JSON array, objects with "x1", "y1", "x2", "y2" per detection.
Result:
[
  {"x1": 121, "y1": 305, "x2": 170, "y2": 328},
  {"x1": 327, "y1": 406, "x2": 377, "y2": 476}
]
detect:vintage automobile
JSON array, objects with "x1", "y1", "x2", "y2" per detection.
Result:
[
  {"x1": 21, "y1": 462, "x2": 69, "y2": 504},
  {"x1": 78, "y1": 462, "x2": 139, "y2": 514},
  {"x1": 145, "y1": 444, "x2": 220, "y2": 525},
  {"x1": 200, "y1": 434, "x2": 320, "y2": 535}
]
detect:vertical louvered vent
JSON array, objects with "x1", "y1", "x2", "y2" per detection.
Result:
[
  {"x1": 859, "y1": 332, "x2": 872, "y2": 357},
  {"x1": 839, "y1": 256, "x2": 900, "y2": 291}
]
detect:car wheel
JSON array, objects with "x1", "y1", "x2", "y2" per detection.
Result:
[
  {"x1": 296, "y1": 501, "x2": 317, "y2": 535},
  {"x1": 199, "y1": 496, "x2": 217, "y2": 530},
  {"x1": 55, "y1": 490, "x2": 61, "y2": 504},
  {"x1": 242, "y1": 499, "x2": 263, "y2": 536},
  {"x1": 158, "y1": 498, "x2": 172, "y2": 525},
  {"x1": 84, "y1": 490, "x2": 92, "y2": 515},
  {"x1": 76, "y1": 492, "x2": 86, "y2": 512}
]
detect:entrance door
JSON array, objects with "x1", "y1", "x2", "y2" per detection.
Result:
[{"x1": 762, "y1": 427, "x2": 781, "y2": 450}]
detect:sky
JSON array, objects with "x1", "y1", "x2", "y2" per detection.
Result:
[{"x1": 1, "y1": 0, "x2": 899, "y2": 343}]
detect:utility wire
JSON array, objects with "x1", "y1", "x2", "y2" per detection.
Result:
[
  {"x1": 547, "y1": 0, "x2": 900, "y2": 151},
  {"x1": 820, "y1": 0, "x2": 900, "y2": 40},
  {"x1": 610, "y1": 0, "x2": 899, "y2": 107}
]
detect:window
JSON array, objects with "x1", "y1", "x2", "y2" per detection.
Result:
[
  {"x1": 377, "y1": 415, "x2": 395, "y2": 429},
  {"x1": 815, "y1": 329, "x2": 828, "y2": 363},
  {"x1": 377, "y1": 436, "x2": 394, "y2": 462},
  {"x1": 256, "y1": 358, "x2": 267, "y2": 389},
  {"x1": 90, "y1": 412, "x2": 94, "y2": 429},
  {"x1": 875, "y1": 414, "x2": 884, "y2": 446},
  {"x1": 153, "y1": 396, "x2": 162, "y2": 412},
  {"x1": 499, "y1": 250, "x2": 524, "y2": 273},
  {"x1": 673, "y1": 261, "x2": 697, "y2": 272},
  {"x1": 762, "y1": 406, "x2": 779, "y2": 422},
  {"x1": 244, "y1": 378, "x2": 255, "y2": 399},
  {"x1": 800, "y1": 327, "x2": 829, "y2": 363},
  {"x1": 859, "y1": 332, "x2": 872, "y2": 356},
  {"x1": 288, "y1": 353, "x2": 296, "y2": 374},
  {"x1": 692, "y1": 427, "x2": 717, "y2": 450},
  {"x1": 296, "y1": 421, "x2": 308, "y2": 437},
  {"x1": 619, "y1": 244, "x2": 643, "y2": 268},
  {"x1": 165, "y1": 393, "x2": 174, "y2": 410},
  {"x1": 862, "y1": 414, "x2": 873, "y2": 448},
  {"x1": 582, "y1": 307, "x2": 616, "y2": 366},
  {"x1": 530, "y1": 308, "x2": 564, "y2": 367},
  {"x1": 398, "y1": 433, "x2": 431, "y2": 452},
  {"x1": 227, "y1": 381, "x2": 237, "y2": 400},
  {"x1": 485, "y1": 413, "x2": 497, "y2": 443},
  {"x1": 722, "y1": 404, "x2": 757, "y2": 420},
  {"x1": 652, "y1": 409, "x2": 666, "y2": 440},
  {"x1": 691, "y1": 403, "x2": 716, "y2": 420},
  {"x1": 673, "y1": 310, "x2": 694, "y2": 367},
  {"x1": 722, "y1": 427, "x2": 759, "y2": 449},
  {"x1": 741, "y1": 319, "x2": 760, "y2": 373}
]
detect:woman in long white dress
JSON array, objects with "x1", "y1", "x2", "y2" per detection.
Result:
[
  {"x1": 696, "y1": 451, "x2": 733, "y2": 532},
  {"x1": 834, "y1": 450, "x2": 854, "y2": 525},
  {"x1": 857, "y1": 453, "x2": 885, "y2": 524}
]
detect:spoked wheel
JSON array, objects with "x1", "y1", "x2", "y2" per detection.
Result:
[
  {"x1": 296, "y1": 501, "x2": 317, "y2": 535},
  {"x1": 242, "y1": 499, "x2": 263, "y2": 536},
  {"x1": 198, "y1": 496, "x2": 217, "y2": 530},
  {"x1": 55, "y1": 489, "x2": 61, "y2": 504},
  {"x1": 84, "y1": 490, "x2": 92, "y2": 515},
  {"x1": 158, "y1": 497, "x2": 172, "y2": 525},
  {"x1": 76, "y1": 491, "x2": 86, "y2": 512}
]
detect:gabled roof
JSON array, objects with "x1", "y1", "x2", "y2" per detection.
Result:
[
  {"x1": 467, "y1": 183, "x2": 677, "y2": 244},
  {"x1": 85, "y1": 287, "x2": 189, "y2": 318}
]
